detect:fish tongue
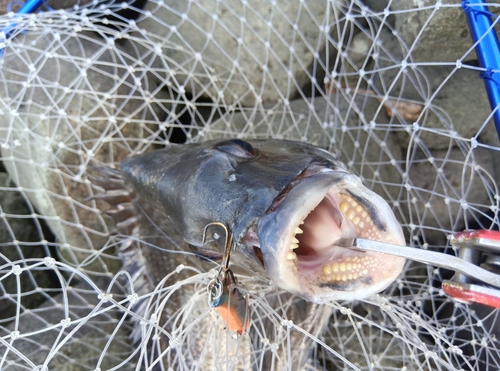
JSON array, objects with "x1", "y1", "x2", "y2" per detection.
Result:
[
  {"x1": 299, "y1": 197, "x2": 347, "y2": 253},
  {"x1": 297, "y1": 243, "x2": 356, "y2": 271}
]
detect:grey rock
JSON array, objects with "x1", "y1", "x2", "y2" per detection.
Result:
[
  {"x1": 138, "y1": 0, "x2": 337, "y2": 107},
  {"x1": 1, "y1": 281, "x2": 134, "y2": 371},
  {"x1": 479, "y1": 120, "x2": 500, "y2": 147},
  {"x1": 342, "y1": 30, "x2": 374, "y2": 87},
  {"x1": 360, "y1": 0, "x2": 391, "y2": 14},
  {"x1": 403, "y1": 145, "x2": 496, "y2": 244},
  {"x1": 422, "y1": 66, "x2": 497, "y2": 147},
  {"x1": 0, "y1": 30, "x2": 168, "y2": 271},
  {"x1": 371, "y1": 27, "x2": 496, "y2": 150},
  {"x1": 368, "y1": 28, "x2": 499, "y2": 237},
  {"x1": 391, "y1": 0, "x2": 484, "y2": 63},
  {"x1": 391, "y1": 65, "x2": 495, "y2": 150},
  {"x1": 0, "y1": 172, "x2": 60, "y2": 321}
]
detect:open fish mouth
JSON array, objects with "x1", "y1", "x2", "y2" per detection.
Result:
[
  {"x1": 105, "y1": 138, "x2": 405, "y2": 303},
  {"x1": 253, "y1": 163, "x2": 406, "y2": 303}
]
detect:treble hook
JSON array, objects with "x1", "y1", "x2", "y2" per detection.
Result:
[
  {"x1": 205, "y1": 222, "x2": 233, "y2": 304},
  {"x1": 204, "y1": 222, "x2": 250, "y2": 333}
]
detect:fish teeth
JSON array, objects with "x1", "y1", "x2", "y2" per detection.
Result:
[
  {"x1": 295, "y1": 227, "x2": 303, "y2": 234},
  {"x1": 290, "y1": 242, "x2": 299, "y2": 250},
  {"x1": 287, "y1": 252, "x2": 297, "y2": 260},
  {"x1": 292, "y1": 236, "x2": 299, "y2": 244}
]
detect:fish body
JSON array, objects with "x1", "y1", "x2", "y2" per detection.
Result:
[
  {"x1": 98, "y1": 139, "x2": 406, "y2": 370},
  {"x1": 117, "y1": 139, "x2": 406, "y2": 303}
]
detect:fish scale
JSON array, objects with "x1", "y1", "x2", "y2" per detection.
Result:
[
  {"x1": 98, "y1": 139, "x2": 407, "y2": 369},
  {"x1": 109, "y1": 179, "x2": 328, "y2": 370}
]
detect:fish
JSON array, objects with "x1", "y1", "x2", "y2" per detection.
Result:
[
  {"x1": 96, "y1": 138, "x2": 406, "y2": 370},
  {"x1": 112, "y1": 138, "x2": 406, "y2": 303}
]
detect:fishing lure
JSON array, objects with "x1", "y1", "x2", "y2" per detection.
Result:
[{"x1": 205, "y1": 222, "x2": 250, "y2": 334}]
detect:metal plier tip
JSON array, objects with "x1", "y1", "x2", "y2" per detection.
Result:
[{"x1": 346, "y1": 230, "x2": 500, "y2": 308}]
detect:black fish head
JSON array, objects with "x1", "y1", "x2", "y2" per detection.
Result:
[{"x1": 120, "y1": 139, "x2": 405, "y2": 302}]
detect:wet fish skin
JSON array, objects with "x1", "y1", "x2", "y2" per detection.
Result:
[
  {"x1": 119, "y1": 138, "x2": 342, "y2": 268},
  {"x1": 97, "y1": 138, "x2": 406, "y2": 370},
  {"x1": 121, "y1": 201, "x2": 332, "y2": 371},
  {"x1": 118, "y1": 139, "x2": 405, "y2": 303},
  {"x1": 119, "y1": 139, "x2": 342, "y2": 257}
]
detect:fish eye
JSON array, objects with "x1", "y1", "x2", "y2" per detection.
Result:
[{"x1": 215, "y1": 139, "x2": 256, "y2": 158}]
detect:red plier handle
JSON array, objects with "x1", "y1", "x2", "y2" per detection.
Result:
[{"x1": 347, "y1": 230, "x2": 500, "y2": 308}]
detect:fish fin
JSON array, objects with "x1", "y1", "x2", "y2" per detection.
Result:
[
  {"x1": 87, "y1": 166, "x2": 125, "y2": 190},
  {"x1": 117, "y1": 233, "x2": 154, "y2": 345},
  {"x1": 89, "y1": 166, "x2": 139, "y2": 235}
]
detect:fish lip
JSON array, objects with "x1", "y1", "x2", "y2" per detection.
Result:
[
  {"x1": 256, "y1": 168, "x2": 406, "y2": 303},
  {"x1": 256, "y1": 169, "x2": 348, "y2": 294}
]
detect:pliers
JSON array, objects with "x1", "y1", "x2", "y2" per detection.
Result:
[{"x1": 347, "y1": 230, "x2": 500, "y2": 308}]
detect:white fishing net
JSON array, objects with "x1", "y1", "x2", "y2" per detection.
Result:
[{"x1": 0, "y1": 0, "x2": 499, "y2": 370}]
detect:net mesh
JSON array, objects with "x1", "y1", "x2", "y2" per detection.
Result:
[{"x1": 0, "y1": 0, "x2": 499, "y2": 370}]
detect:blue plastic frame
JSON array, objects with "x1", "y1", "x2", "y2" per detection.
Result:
[
  {"x1": 0, "y1": 0, "x2": 45, "y2": 39},
  {"x1": 462, "y1": 0, "x2": 500, "y2": 140}
]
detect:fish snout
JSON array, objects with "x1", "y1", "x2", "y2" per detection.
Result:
[{"x1": 256, "y1": 170, "x2": 406, "y2": 302}]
